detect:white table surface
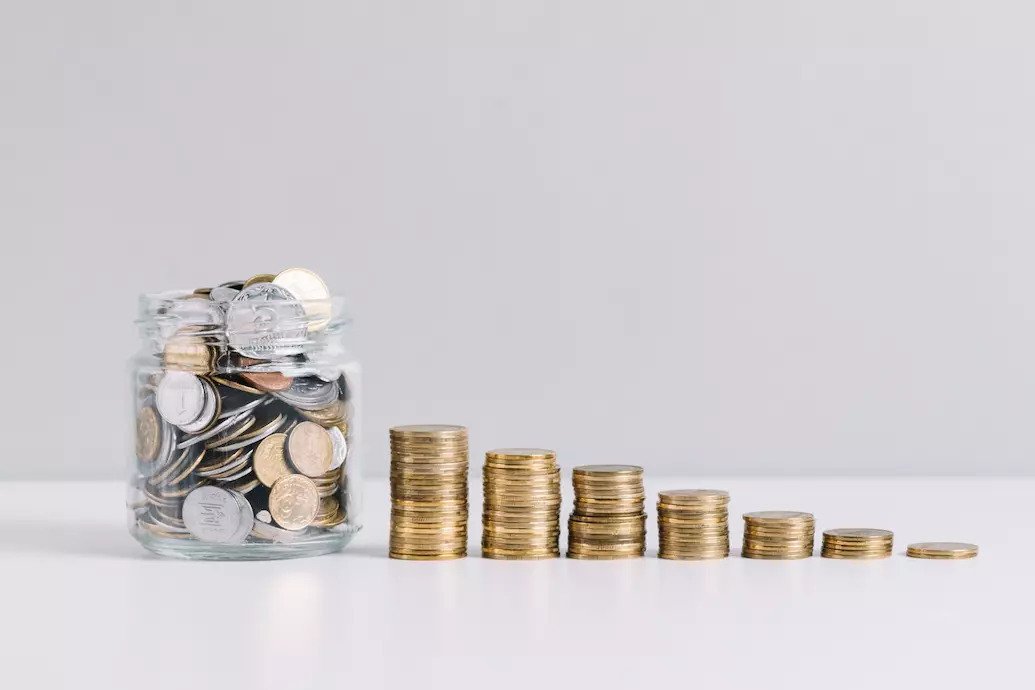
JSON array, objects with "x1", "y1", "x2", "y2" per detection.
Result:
[{"x1": 2, "y1": 477, "x2": 1030, "y2": 689}]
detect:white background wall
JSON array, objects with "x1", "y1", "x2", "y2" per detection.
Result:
[{"x1": 3, "y1": 1, "x2": 1034, "y2": 479}]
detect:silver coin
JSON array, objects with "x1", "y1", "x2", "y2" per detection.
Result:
[
  {"x1": 178, "y1": 404, "x2": 255, "y2": 449},
  {"x1": 195, "y1": 449, "x2": 253, "y2": 479},
  {"x1": 156, "y1": 372, "x2": 207, "y2": 428},
  {"x1": 209, "y1": 286, "x2": 240, "y2": 303},
  {"x1": 158, "y1": 297, "x2": 224, "y2": 338},
  {"x1": 217, "y1": 464, "x2": 254, "y2": 483},
  {"x1": 251, "y1": 520, "x2": 304, "y2": 543},
  {"x1": 217, "y1": 395, "x2": 269, "y2": 420},
  {"x1": 178, "y1": 379, "x2": 219, "y2": 434},
  {"x1": 182, "y1": 486, "x2": 251, "y2": 544},
  {"x1": 211, "y1": 413, "x2": 286, "y2": 452},
  {"x1": 229, "y1": 490, "x2": 255, "y2": 543},
  {"x1": 226, "y1": 283, "x2": 307, "y2": 359},
  {"x1": 328, "y1": 425, "x2": 347, "y2": 470},
  {"x1": 256, "y1": 510, "x2": 272, "y2": 524},
  {"x1": 274, "y1": 376, "x2": 339, "y2": 410}
]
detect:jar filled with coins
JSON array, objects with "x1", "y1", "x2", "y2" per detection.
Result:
[{"x1": 129, "y1": 269, "x2": 362, "y2": 560}]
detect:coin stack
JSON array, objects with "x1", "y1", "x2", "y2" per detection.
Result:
[
  {"x1": 741, "y1": 511, "x2": 815, "y2": 559},
  {"x1": 657, "y1": 489, "x2": 730, "y2": 560},
  {"x1": 906, "y1": 542, "x2": 978, "y2": 560},
  {"x1": 821, "y1": 528, "x2": 893, "y2": 559},
  {"x1": 389, "y1": 425, "x2": 469, "y2": 560},
  {"x1": 481, "y1": 448, "x2": 561, "y2": 559},
  {"x1": 567, "y1": 465, "x2": 646, "y2": 560},
  {"x1": 132, "y1": 268, "x2": 352, "y2": 548}
]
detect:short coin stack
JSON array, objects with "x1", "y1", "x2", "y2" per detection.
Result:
[
  {"x1": 906, "y1": 542, "x2": 978, "y2": 560},
  {"x1": 389, "y1": 425, "x2": 469, "y2": 560},
  {"x1": 567, "y1": 465, "x2": 646, "y2": 559},
  {"x1": 657, "y1": 489, "x2": 730, "y2": 560},
  {"x1": 821, "y1": 528, "x2": 893, "y2": 559},
  {"x1": 481, "y1": 448, "x2": 561, "y2": 559},
  {"x1": 742, "y1": 511, "x2": 815, "y2": 559}
]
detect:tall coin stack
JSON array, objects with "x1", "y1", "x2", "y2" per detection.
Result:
[
  {"x1": 821, "y1": 528, "x2": 893, "y2": 559},
  {"x1": 389, "y1": 425, "x2": 469, "y2": 560},
  {"x1": 657, "y1": 489, "x2": 730, "y2": 560},
  {"x1": 567, "y1": 465, "x2": 646, "y2": 560},
  {"x1": 481, "y1": 448, "x2": 561, "y2": 559},
  {"x1": 741, "y1": 511, "x2": 815, "y2": 559}
]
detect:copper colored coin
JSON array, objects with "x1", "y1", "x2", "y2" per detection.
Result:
[
  {"x1": 136, "y1": 407, "x2": 161, "y2": 462},
  {"x1": 286, "y1": 421, "x2": 333, "y2": 477}
]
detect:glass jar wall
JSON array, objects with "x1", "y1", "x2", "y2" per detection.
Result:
[{"x1": 128, "y1": 272, "x2": 361, "y2": 560}]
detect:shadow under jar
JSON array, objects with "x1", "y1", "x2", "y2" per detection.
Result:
[{"x1": 129, "y1": 277, "x2": 362, "y2": 560}]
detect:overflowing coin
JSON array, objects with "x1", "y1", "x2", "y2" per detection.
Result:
[
  {"x1": 906, "y1": 542, "x2": 978, "y2": 559},
  {"x1": 821, "y1": 528, "x2": 893, "y2": 560},
  {"x1": 481, "y1": 448, "x2": 561, "y2": 559},
  {"x1": 742, "y1": 511, "x2": 815, "y2": 559},
  {"x1": 389, "y1": 425, "x2": 469, "y2": 560},
  {"x1": 131, "y1": 268, "x2": 351, "y2": 547},
  {"x1": 657, "y1": 489, "x2": 730, "y2": 560},
  {"x1": 567, "y1": 465, "x2": 646, "y2": 559}
]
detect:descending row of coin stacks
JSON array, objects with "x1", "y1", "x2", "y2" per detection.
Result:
[
  {"x1": 657, "y1": 490, "x2": 730, "y2": 560},
  {"x1": 567, "y1": 465, "x2": 646, "y2": 559},
  {"x1": 389, "y1": 425, "x2": 469, "y2": 560},
  {"x1": 741, "y1": 511, "x2": 815, "y2": 559},
  {"x1": 821, "y1": 528, "x2": 894, "y2": 559},
  {"x1": 481, "y1": 448, "x2": 561, "y2": 559}
]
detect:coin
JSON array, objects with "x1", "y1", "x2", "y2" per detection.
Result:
[
  {"x1": 243, "y1": 273, "x2": 277, "y2": 287},
  {"x1": 156, "y1": 371, "x2": 207, "y2": 427},
  {"x1": 269, "y1": 474, "x2": 320, "y2": 530},
  {"x1": 272, "y1": 267, "x2": 332, "y2": 330},
  {"x1": 136, "y1": 407, "x2": 162, "y2": 462},
  {"x1": 906, "y1": 542, "x2": 978, "y2": 559},
  {"x1": 253, "y1": 433, "x2": 292, "y2": 487},
  {"x1": 824, "y1": 528, "x2": 893, "y2": 540},
  {"x1": 226, "y1": 282, "x2": 307, "y2": 359},
  {"x1": 286, "y1": 421, "x2": 333, "y2": 477},
  {"x1": 182, "y1": 486, "x2": 252, "y2": 544}
]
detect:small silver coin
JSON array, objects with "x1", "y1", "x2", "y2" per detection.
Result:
[
  {"x1": 328, "y1": 425, "x2": 348, "y2": 470},
  {"x1": 178, "y1": 379, "x2": 219, "y2": 434},
  {"x1": 251, "y1": 520, "x2": 304, "y2": 543},
  {"x1": 256, "y1": 510, "x2": 272, "y2": 524},
  {"x1": 209, "y1": 286, "x2": 240, "y2": 303},
  {"x1": 226, "y1": 283, "x2": 307, "y2": 359},
  {"x1": 274, "y1": 376, "x2": 339, "y2": 410},
  {"x1": 156, "y1": 372, "x2": 207, "y2": 427},
  {"x1": 182, "y1": 486, "x2": 250, "y2": 544}
]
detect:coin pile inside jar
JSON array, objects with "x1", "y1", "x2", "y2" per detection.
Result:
[
  {"x1": 389, "y1": 425, "x2": 469, "y2": 560},
  {"x1": 481, "y1": 448, "x2": 561, "y2": 559},
  {"x1": 657, "y1": 489, "x2": 730, "y2": 560},
  {"x1": 567, "y1": 465, "x2": 646, "y2": 559},
  {"x1": 132, "y1": 268, "x2": 350, "y2": 546},
  {"x1": 906, "y1": 542, "x2": 978, "y2": 560},
  {"x1": 821, "y1": 528, "x2": 893, "y2": 559},
  {"x1": 741, "y1": 511, "x2": 815, "y2": 559}
]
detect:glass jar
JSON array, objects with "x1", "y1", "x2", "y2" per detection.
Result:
[{"x1": 128, "y1": 280, "x2": 362, "y2": 560}]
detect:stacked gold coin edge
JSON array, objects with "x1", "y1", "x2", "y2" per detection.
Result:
[
  {"x1": 481, "y1": 448, "x2": 561, "y2": 559},
  {"x1": 657, "y1": 489, "x2": 730, "y2": 560},
  {"x1": 567, "y1": 465, "x2": 646, "y2": 560},
  {"x1": 741, "y1": 511, "x2": 816, "y2": 560}
]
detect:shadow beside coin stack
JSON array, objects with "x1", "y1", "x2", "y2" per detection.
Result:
[
  {"x1": 482, "y1": 448, "x2": 561, "y2": 559},
  {"x1": 657, "y1": 490, "x2": 730, "y2": 560},
  {"x1": 389, "y1": 425, "x2": 469, "y2": 560},
  {"x1": 741, "y1": 511, "x2": 815, "y2": 559},
  {"x1": 567, "y1": 465, "x2": 646, "y2": 559}
]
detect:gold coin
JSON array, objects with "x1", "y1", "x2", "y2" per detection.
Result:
[
  {"x1": 658, "y1": 489, "x2": 729, "y2": 505},
  {"x1": 389, "y1": 551, "x2": 466, "y2": 561},
  {"x1": 572, "y1": 464, "x2": 643, "y2": 476},
  {"x1": 743, "y1": 511, "x2": 814, "y2": 523},
  {"x1": 823, "y1": 528, "x2": 893, "y2": 540},
  {"x1": 136, "y1": 407, "x2": 161, "y2": 462},
  {"x1": 163, "y1": 331, "x2": 215, "y2": 374},
  {"x1": 253, "y1": 433, "x2": 292, "y2": 487},
  {"x1": 390, "y1": 424, "x2": 468, "y2": 438},
  {"x1": 906, "y1": 542, "x2": 978, "y2": 559},
  {"x1": 286, "y1": 421, "x2": 333, "y2": 477},
  {"x1": 243, "y1": 273, "x2": 277, "y2": 287},
  {"x1": 485, "y1": 447, "x2": 556, "y2": 459},
  {"x1": 269, "y1": 475, "x2": 320, "y2": 530}
]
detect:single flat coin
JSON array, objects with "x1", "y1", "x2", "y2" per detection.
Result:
[
  {"x1": 824, "y1": 528, "x2": 893, "y2": 540},
  {"x1": 272, "y1": 267, "x2": 332, "y2": 330},
  {"x1": 155, "y1": 371, "x2": 206, "y2": 427},
  {"x1": 743, "y1": 511, "x2": 814, "y2": 522},
  {"x1": 907, "y1": 542, "x2": 978, "y2": 559},
  {"x1": 658, "y1": 489, "x2": 729, "y2": 504},
  {"x1": 572, "y1": 464, "x2": 643, "y2": 476},
  {"x1": 328, "y1": 425, "x2": 348, "y2": 470},
  {"x1": 136, "y1": 407, "x2": 162, "y2": 462},
  {"x1": 253, "y1": 433, "x2": 292, "y2": 487},
  {"x1": 226, "y1": 282, "x2": 307, "y2": 359},
  {"x1": 182, "y1": 486, "x2": 249, "y2": 544},
  {"x1": 269, "y1": 475, "x2": 320, "y2": 530},
  {"x1": 286, "y1": 421, "x2": 334, "y2": 476}
]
